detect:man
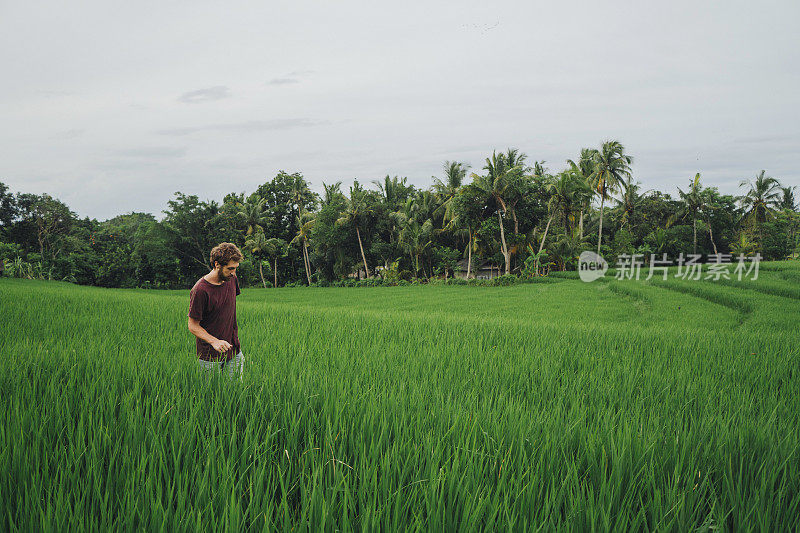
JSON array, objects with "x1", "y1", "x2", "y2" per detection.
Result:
[{"x1": 188, "y1": 242, "x2": 245, "y2": 379}]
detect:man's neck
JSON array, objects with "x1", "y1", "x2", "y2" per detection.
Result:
[{"x1": 204, "y1": 270, "x2": 225, "y2": 285}]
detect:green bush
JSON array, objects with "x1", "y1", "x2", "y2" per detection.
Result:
[{"x1": 489, "y1": 274, "x2": 518, "y2": 286}]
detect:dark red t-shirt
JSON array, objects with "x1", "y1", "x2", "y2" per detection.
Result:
[{"x1": 188, "y1": 275, "x2": 241, "y2": 361}]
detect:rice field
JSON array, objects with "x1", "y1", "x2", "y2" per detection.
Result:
[{"x1": 2, "y1": 262, "x2": 799, "y2": 531}]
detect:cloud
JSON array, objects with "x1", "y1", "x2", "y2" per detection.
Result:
[
  {"x1": 115, "y1": 146, "x2": 187, "y2": 158},
  {"x1": 157, "y1": 118, "x2": 330, "y2": 136},
  {"x1": 268, "y1": 78, "x2": 300, "y2": 85},
  {"x1": 267, "y1": 70, "x2": 314, "y2": 85},
  {"x1": 177, "y1": 86, "x2": 231, "y2": 103}
]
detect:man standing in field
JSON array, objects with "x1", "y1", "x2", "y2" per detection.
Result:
[{"x1": 188, "y1": 242, "x2": 245, "y2": 379}]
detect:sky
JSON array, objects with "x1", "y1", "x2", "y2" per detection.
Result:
[{"x1": 1, "y1": 0, "x2": 798, "y2": 220}]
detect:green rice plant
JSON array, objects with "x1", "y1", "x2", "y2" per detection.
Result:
[
  {"x1": 607, "y1": 281, "x2": 653, "y2": 304},
  {"x1": 1, "y1": 277, "x2": 799, "y2": 530},
  {"x1": 650, "y1": 278, "x2": 754, "y2": 315},
  {"x1": 714, "y1": 276, "x2": 800, "y2": 300}
]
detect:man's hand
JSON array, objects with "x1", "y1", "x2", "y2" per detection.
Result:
[
  {"x1": 189, "y1": 318, "x2": 233, "y2": 354},
  {"x1": 211, "y1": 339, "x2": 233, "y2": 353}
]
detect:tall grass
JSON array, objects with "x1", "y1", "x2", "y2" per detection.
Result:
[{"x1": 1, "y1": 276, "x2": 799, "y2": 530}]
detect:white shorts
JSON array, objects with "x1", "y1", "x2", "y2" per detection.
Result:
[{"x1": 198, "y1": 350, "x2": 244, "y2": 380}]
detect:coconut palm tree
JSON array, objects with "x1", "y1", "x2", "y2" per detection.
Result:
[
  {"x1": 449, "y1": 217, "x2": 475, "y2": 279},
  {"x1": 264, "y1": 237, "x2": 288, "y2": 288},
  {"x1": 236, "y1": 196, "x2": 269, "y2": 236},
  {"x1": 730, "y1": 232, "x2": 757, "y2": 257},
  {"x1": 373, "y1": 175, "x2": 411, "y2": 210},
  {"x1": 412, "y1": 190, "x2": 438, "y2": 226},
  {"x1": 432, "y1": 161, "x2": 469, "y2": 224},
  {"x1": 699, "y1": 189, "x2": 720, "y2": 255},
  {"x1": 464, "y1": 150, "x2": 519, "y2": 274},
  {"x1": 388, "y1": 196, "x2": 413, "y2": 251},
  {"x1": 646, "y1": 227, "x2": 674, "y2": 255},
  {"x1": 399, "y1": 218, "x2": 434, "y2": 278},
  {"x1": 740, "y1": 170, "x2": 781, "y2": 224},
  {"x1": 535, "y1": 174, "x2": 559, "y2": 256},
  {"x1": 779, "y1": 186, "x2": 797, "y2": 211},
  {"x1": 449, "y1": 186, "x2": 484, "y2": 279},
  {"x1": 532, "y1": 161, "x2": 547, "y2": 179},
  {"x1": 501, "y1": 148, "x2": 529, "y2": 235},
  {"x1": 552, "y1": 228, "x2": 591, "y2": 271},
  {"x1": 321, "y1": 181, "x2": 344, "y2": 208},
  {"x1": 739, "y1": 170, "x2": 781, "y2": 245},
  {"x1": 675, "y1": 173, "x2": 705, "y2": 255},
  {"x1": 567, "y1": 148, "x2": 599, "y2": 237},
  {"x1": 290, "y1": 212, "x2": 315, "y2": 285},
  {"x1": 615, "y1": 176, "x2": 647, "y2": 229},
  {"x1": 244, "y1": 230, "x2": 270, "y2": 288},
  {"x1": 591, "y1": 141, "x2": 632, "y2": 255},
  {"x1": 547, "y1": 171, "x2": 581, "y2": 233},
  {"x1": 335, "y1": 184, "x2": 372, "y2": 277},
  {"x1": 288, "y1": 176, "x2": 313, "y2": 220}
]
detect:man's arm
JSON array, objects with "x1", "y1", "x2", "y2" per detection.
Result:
[{"x1": 188, "y1": 317, "x2": 232, "y2": 353}]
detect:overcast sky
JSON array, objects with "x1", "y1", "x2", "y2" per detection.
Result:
[{"x1": 1, "y1": 0, "x2": 798, "y2": 220}]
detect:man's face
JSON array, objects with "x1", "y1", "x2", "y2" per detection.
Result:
[{"x1": 215, "y1": 261, "x2": 239, "y2": 281}]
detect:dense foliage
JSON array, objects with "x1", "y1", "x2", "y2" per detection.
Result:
[{"x1": 2, "y1": 143, "x2": 798, "y2": 288}]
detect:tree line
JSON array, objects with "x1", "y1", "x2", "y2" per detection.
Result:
[{"x1": 1, "y1": 140, "x2": 797, "y2": 288}]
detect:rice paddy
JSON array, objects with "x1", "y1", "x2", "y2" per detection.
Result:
[{"x1": 2, "y1": 262, "x2": 799, "y2": 530}]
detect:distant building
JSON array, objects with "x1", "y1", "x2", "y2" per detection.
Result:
[{"x1": 453, "y1": 258, "x2": 503, "y2": 280}]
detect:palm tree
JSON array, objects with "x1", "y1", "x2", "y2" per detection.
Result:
[
  {"x1": 236, "y1": 196, "x2": 269, "y2": 236},
  {"x1": 567, "y1": 148, "x2": 599, "y2": 237},
  {"x1": 244, "y1": 230, "x2": 270, "y2": 288},
  {"x1": 501, "y1": 148, "x2": 529, "y2": 235},
  {"x1": 290, "y1": 212, "x2": 315, "y2": 285},
  {"x1": 321, "y1": 181, "x2": 343, "y2": 208},
  {"x1": 335, "y1": 184, "x2": 372, "y2": 277},
  {"x1": 373, "y1": 175, "x2": 410, "y2": 210},
  {"x1": 547, "y1": 171, "x2": 580, "y2": 233},
  {"x1": 288, "y1": 176, "x2": 313, "y2": 220},
  {"x1": 532, "y1": 161, "x2": 547, "y2": 179},
  {"x1": 432, "y1": 161, "x2": 469, "y2": 224},
  {"x1": 552, "y1": 228, "x2": 591, "y2": 271},
  {"x1": 450, "y1": 187, "x2": 484, "y2": 280},
  {"x1": 779, "y1": 186, "x2": 797, "y2": 211},
  {"x1": 412, "y1": 190, "x2": 437, "y2": 225},
  {"x1": 739, "y1": 170, "x2": 781, "y2": 245},
  {"x1": 646, "y1": 227, "x2": 674, "y2": 255},
  {"x1": 537, "y1": 182, "x2": 557, "y2": 255},
  {"x1": 264, "y1": 238, "x2": 288, "y2": 288},
  {"x1": 675, "y1": 173, "x2": 705, "y2": 255},
  {"x1": 464, "y1": 150, "x2": 521, "y2": 274},
  {"x1": 388, "y1": 196, "x2": 414, "y2": 250},
  {"x1": 615, "y1": 176, "x2": 646, "y2": 229},
  {"x1": 699, "y1": 189, "x2": 719, "y2": 255},
  {"x1": 591, "y1": 141, "x2": 632, "y2": 255},
  {"x1": 730, "y1": 232, "x2": 757, "y2": 257},
  {"x1": 399, "y1": 218, "x2": 434, "y2": 278},
  {"x1": 740, "y1": 170, "x2": 781, "y2": 223},
  {"x1": 449, "y1": 217, "x2": 475, "y2": 279}
]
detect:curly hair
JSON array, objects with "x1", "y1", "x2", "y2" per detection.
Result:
[{"x1": 210, "y1": 242, "x2": 243, "y2": 268}]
